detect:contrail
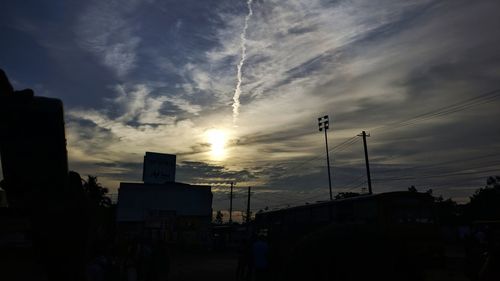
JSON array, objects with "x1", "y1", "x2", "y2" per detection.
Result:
[{"x1": 232, "y1": 0, "x2": 253, "y2": 125}]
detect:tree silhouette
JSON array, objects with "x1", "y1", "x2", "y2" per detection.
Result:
[
  {"x1": 466, "y1": 176, "x2": 500, "y2": 221},
  {"x1": 335, "y1": 192, "x2": 361, "y2": 200},
  {"x1": 214, "y1": 210, "x2": 224, "y2": 224},
  {"x1": 407, "y1": 185, "x2": 433, "y2": 195},
  {"x1": 434, "y1": 195, "x2": 459, "y2": 224},
  {"x1": 242, "y1": 210, "x2": 253, "y2": 223},
  {"x1": 83, "y1": 175, "x2": 111, "y2": 208}
]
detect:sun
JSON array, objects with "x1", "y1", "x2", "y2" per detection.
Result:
[{"x1": 206, "y1": 129, "x2": 227, "y2": 160}]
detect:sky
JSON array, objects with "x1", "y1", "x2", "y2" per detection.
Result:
[{"x1": 1, "y1": 0, "x2": 500, "y2": 214}]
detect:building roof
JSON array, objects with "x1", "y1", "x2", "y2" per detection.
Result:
[{"x1": 257, "y1": 191, "x2": 433, "y2": 216}]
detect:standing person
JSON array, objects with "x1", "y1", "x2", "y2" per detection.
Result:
[
  {"x1": 125, "y1": 257, "x2": 137, "y2": 281},
  {"x1": 479, "y1": 244, "x2": 500, "y2": 281},
  {"x1": 236, "y1": 239, "x2": 251, "y2": 280},
  {"x1": 86, "y1": 255, "x2": 107, "y2": 281},
  {"x1": 137, "y1": 239, "x2": 153, "y2": 281},
  {"x1": 124, "y1": 242, "x2": 138, "y2": 281},
  {"x1": 152, "y1": 240, "x2": 170, "y2": 281},
  {"x1": 252, "y1": 235, "x2": 270, "y2": 281}
]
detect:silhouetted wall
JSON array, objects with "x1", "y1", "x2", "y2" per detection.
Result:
[
  {"x1": 117, "y1": 182, "x2": 212, "y2": 247},
  {"x1": 0, "y1": 91, "x2": 68, "y2": 208}
]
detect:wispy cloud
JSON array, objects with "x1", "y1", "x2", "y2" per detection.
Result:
[
  {"x1": 4, "y1": 0, "x2": 498, "y2": 204},
  {"x1": 164, "y1": 96, "x2": 203, "y2": 116},
  {"x1": 68, "y1": 85, "x2": 179, "y2": 160},
  {"x1": 76, "y1": 0, "x2": 143, "y2": 77},
  {"x1": 71, "y1": 0, "x2": 500, "y2": 198}
]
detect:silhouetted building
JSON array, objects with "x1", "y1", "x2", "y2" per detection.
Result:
[
  {"x1": 0, "y1": 90, "x2": 68, "y2": 208},
  {"x1": 255, "y1": 191, "x2": 443, "y2": 280},
  {"x1": 117, "y1": 152, "x2": 212, "y2": 247},
  {"x1": 1, "y1": 70, "x2": 88, "y2": 280}
]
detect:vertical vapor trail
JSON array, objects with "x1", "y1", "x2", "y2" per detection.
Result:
[{"x1": 232, "y1": 0, "x2": 253, "y2": 125}]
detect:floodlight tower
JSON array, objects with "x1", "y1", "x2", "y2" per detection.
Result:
[{"x1": 318, "y1": 115, "x2": 333, "y2": 200}]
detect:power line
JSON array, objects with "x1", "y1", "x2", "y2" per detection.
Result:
[
  {"x1": 339, "y1": 175, "x2": 367, "y2": 191},
  {"x1": 247, "y1": 161, "x2": 500, "y2": 210},
  {"x1": 373, "y1": 168, "x2": 500, "y2": 182},
  {"x1": 371, "y1": 89, "x2": 500, "y2": 133},
  {"x1": 370, "y1": 158, "x2": 500, "y2": 182},
  {"x1": 280, "y1": 135, "x2": 359, "y2": 174},
  {"x1": 238, "y1": 89, "x2": 500, "y2": 209},
  {"x1": 376, "y1": 153, "x2": 500, "y2": 174},
  {"x1": 374, "y1": 154, "x2": 500, "y2": 174},
  {"x1": 272, "y1": 90, "x2": 500, "y2": 194},
  {"x1": 344, "y1": 180, "x2": 368, "y2": 192},
  {"x1": 254, "y1": 155, "x2": 500, "y2": 207}
]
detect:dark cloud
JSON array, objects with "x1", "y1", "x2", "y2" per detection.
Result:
[
  {"x1": 0, "y1": 1, "x2": 120, "y2": 108},
  {"x1": 176, "y1": 161, "x2": 258, "y2": 185},
  {"x1": 66, "y1": 117, "x2": 119, "y2": 153},
  {"x1": 1, "y1": 0, "x2": 499, "y2": 209}
]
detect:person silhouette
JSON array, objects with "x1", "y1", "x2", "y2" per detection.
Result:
[
  {"x1": 252, "y1": 234, "x2": 270, "y2": 281},
  {"x1": 236, "y1": 238, "x2": 251, "y2": 280}
]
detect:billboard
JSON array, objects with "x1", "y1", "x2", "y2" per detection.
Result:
[{"x1": 143, "y1": 152, "x2": 176, "y2": 184}]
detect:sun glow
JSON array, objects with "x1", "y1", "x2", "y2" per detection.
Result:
[{"x1": 206, "y1": 129, "x2": 227, "y2": 160}]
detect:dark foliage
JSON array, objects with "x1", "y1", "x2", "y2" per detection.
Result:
[
  {"x1": 214, "y1": 210, "x2": 224, "y2": 224},
  {"x1": 466, "y1": 176, "x2": 500, "y2": 221},
  {"x1": 83, "y1": 175, "x2": 111, "y2": 208},
  {"x1": 334, "y1": 192, "x2": 361, "y2": 200}
]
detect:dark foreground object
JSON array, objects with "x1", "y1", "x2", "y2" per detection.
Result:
[{"x1": 1, "y1": 69, "x2": 88, "y2": 280}]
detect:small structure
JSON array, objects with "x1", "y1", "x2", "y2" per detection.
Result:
[
  {"x1": 142, "y1": 152, "x2": 176, "y2": 184},
  {"x1": 116, "y1": 152, "x2": 212, "y2": 247}
]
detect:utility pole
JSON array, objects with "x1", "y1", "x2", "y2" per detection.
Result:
[
  {"x1": 229, "y1": 182, "x2": 234, "y2": 223},
  {"x1": 359, "y1": 131, "x2": 373, "y2": 194},
  {"x1": 318, "y1": 115, "x2": 333, "y2": 200},
  {"x1": 246, "y1": 186, "x2": 252, "y2": 224}
]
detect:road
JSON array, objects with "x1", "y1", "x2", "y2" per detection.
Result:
[{"x1": 169, "y1": 250, "x2": 239, "y2": 281}]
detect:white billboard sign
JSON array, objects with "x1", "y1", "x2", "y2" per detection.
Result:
[{"x1": 143, "y1": 152, "x2": 176, "y2": 184}]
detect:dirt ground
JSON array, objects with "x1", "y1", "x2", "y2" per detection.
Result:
[
  {"x1": 168, "y1": 250, "x2": 239, "y2": 281},
  {"x1": 0, "y1": 246, "x2": 472, "y2": 281}
]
